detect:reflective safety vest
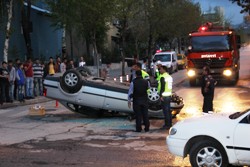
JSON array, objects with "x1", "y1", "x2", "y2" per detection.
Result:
[
  {"x1": 157, "y1": 72, "x2": 173, "y2": 97},
  {"x1": 141, "y1": 70, "x2": 149, "y2": 79},
  {"x1": 155, "y1": 69, "x2": 161, "y2": 81}
]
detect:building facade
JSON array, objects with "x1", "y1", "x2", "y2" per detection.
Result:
[{"x1": 0, "y1": 1, "x2": 63, "y2": 63}]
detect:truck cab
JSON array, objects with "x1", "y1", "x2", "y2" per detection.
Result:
[{"x1": 187, "y1": 22, "x2": 241, "y2": 86}]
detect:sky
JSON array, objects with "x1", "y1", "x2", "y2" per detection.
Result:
[{"x1": 193, "y1": 0, "x2": 246, "y2": 25}]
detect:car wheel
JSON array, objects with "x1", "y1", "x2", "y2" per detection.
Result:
[
  {"x1": 60, "y1": 69, "x2": 83, "y2": 93},
  {"x1": 148, "y1": 87, "x2": 160, "y2": 103},
  {"x1": 175, "y1": 65, "x2": 178, "y2": 72},
  {"x1": 76, "y1": 66, "x2": 92, "y2": 76},
  {"x1": 189, "y1": 140, "x2": 228, "y2": 167},
  {"x1": 168, "y1": 66, "x2": 173, "y2": 74}
]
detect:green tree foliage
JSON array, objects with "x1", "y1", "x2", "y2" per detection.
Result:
[
  {"x1": 230, "y1": 0, "x2": 250, "y2": 14},
  {"x1": 45, "y1": 0, "x2": 203, "y2": 66},
  {"x1": 46, "y1": 0, "x2": 115, "y2": 65}
]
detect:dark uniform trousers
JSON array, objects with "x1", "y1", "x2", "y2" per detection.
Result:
[
  {"x1": 133, "y1": 97, "x2": 150, "y2": 132},
  {"x1": 132, "y1": 76, "x2": 150, "y2": 132},
  {"x1": 203, "y1": 94, "x2": 213, "y2": 113}
]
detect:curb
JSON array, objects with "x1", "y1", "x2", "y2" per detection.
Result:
[{"x1": 0, "y1": 96, "x2": 51, "y2": 109}]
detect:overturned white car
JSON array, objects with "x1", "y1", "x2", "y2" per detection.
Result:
[{"x1": 43, "y1": 67, "x2": 184, "y2": 117}]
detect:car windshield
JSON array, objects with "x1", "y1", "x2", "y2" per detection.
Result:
[
  {"x1": 177, "y1": 55, "x2": 183, "y2": 60},
  {"x1": 191, "y1": 35, "x2": 231, "y2": 52},
  {"x1": 154, "y1": 54, "x2": 171, "y2": 62},
  {"x1": 229, "y1": 109, "x2": 249, "y2": 119}
]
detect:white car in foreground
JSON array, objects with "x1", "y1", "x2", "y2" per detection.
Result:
[{"x1": 167, "y1": 110, "x2": 250, "y2": 167}]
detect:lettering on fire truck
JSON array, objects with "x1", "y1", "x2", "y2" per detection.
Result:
[{"x1": 201, "y1": 54, "x2": 216, "y2": 58}]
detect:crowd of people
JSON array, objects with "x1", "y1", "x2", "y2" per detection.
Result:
[{"x1": 0, "y1": 56, "x2": 86, "y2": 105}]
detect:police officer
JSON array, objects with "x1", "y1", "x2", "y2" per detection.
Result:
[
  {"x1": 155, "y1": 61, "x2": 162, "y2": 81},
  {"x1": 128, "y1": 70, "x2": 150, "y2": 132},
  {"x1": 201, "y1": 66, "x2": 217, "y2": 113},
  {"x1": 130, "y1": 62, "x2": 149, "y2": 82},
  {"x1": 158, "y1": 65, "x2": 173, "y2": 130}
]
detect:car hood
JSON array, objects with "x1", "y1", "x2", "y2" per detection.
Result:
[
  {"x1": 172, "y1": 112, "x2": 238, "y2": 139},
  {"x1": 176, "y1": 112, "x2": 235, "y2": 126}
]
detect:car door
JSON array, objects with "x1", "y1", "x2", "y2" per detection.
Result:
[
  {"x1": 104, "y1": 90, "x2": 131, "y2": 112},
  {"x1": 233, "y1": 113, "x2": 250, "y2": 164}
]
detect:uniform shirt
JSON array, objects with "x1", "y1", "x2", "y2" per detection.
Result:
[{"x1": 201, "y1": 74, "x2": 216, "y2": 96}]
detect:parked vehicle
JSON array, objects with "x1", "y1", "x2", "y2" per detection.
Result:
[
  {"x1": 151, "y1": 51, "x2": 178, "y2": 74},
  {"x1": 43, "y1": 67, "x2": 184, "y2": 117},
  {"x1": 167, "y1": 109, "x2": 250, "y2": 167},
  {"x1": 187, "y1": 22, "x2": 241, "y2": 86},
  {"x1": 177, "y1": 54, "x2": 187, "y2": 69}
]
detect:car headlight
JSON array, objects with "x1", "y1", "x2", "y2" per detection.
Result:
[
  {"x1": 223, "y1": 69, "x2": 232, "y2": 76},
  {"x1": 169, "y1": 128, "x2": 177, "y2": 135},
  {"x1": 187, "y1": 70, "x2": 195, "y2": 77}
]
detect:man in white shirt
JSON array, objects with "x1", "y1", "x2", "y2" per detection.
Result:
[
  {"x1": 79, "y1": 56, "x2": 86, "y2": 67},
  {"x1": 60, "y1": 58, "x2": 67, "y2": 73}
]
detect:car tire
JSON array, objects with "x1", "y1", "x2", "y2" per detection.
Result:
[
  {"x1": 148, "y1": 87, "x2": 160, "y2": 104},
  {"x1": 169, "y1": 66, "x2": 173, "y2": 74},
  {"x1": 175, "y1": 65, "x2": 178, "y2": 72},
  {"x1": 189, "y1": 140, "x2": 228, "y2": 167},
  {"x1": 76, "y1": 66, "x2": 92, "y2": 76},
  {"x1": 60, "y1": 69, "x2": 83, "y2": 93}
]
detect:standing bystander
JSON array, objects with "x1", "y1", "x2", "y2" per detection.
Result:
[
  {"x1": 55, "y1": 56, "x2": 61, "y2": 73},
  {"x1": 16, "y1": 63, "x2": 26, "y2": 102},
  {"x1": 60, "y1": 58, "x2": 67, "y2": 74},
  {"x1": 47, "y1": 57, "x2": 56, "y2": 76},
  {"x1": 8, "y1": 60, "x2": 16, "y2": 102},
  {"x1": 14, "y1": 58, "x2": 20, "y2": 100},
  {"x1": 23, "y1": 57, "x2": 34, "y2": 99},
  {"x1": 0, "y1": 61, "x2": 11, "y2": 104},
  {"x1": 79, "y1": 56, "x2": 86, "y2": 67},
  {"x1": 128, "y1": 70, "x2": 150, "y2": 132},
  {"x1": 33, "y1": 58, "x2": 44, "y2": 96},
  {"x1": 66, "y1": 59, "x2": 75, "y2": 70}
]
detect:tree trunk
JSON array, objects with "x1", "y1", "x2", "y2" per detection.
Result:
[
  {"x1": 3, "y1": 0, "x2": 13, "y2": 62},
  {"x1": 92, "y1": 32, "x2": 100, "y2": 77},
  {"x1": 21, "y1": 0, "x2": 32, "y2": 59},
  {"x1": 147, "y1": 24, "x2": 153, "y2": 74},
  {"x1": 69, "y1": 28, "x2": 73, "y2": 59},
  {"x1": 121, "y1": 36, "x2": 125, "y2": 76}
]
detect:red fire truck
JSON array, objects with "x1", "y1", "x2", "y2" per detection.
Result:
[{"x1": 187, "y1": 22, "x2": 241, "y2": 86}]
